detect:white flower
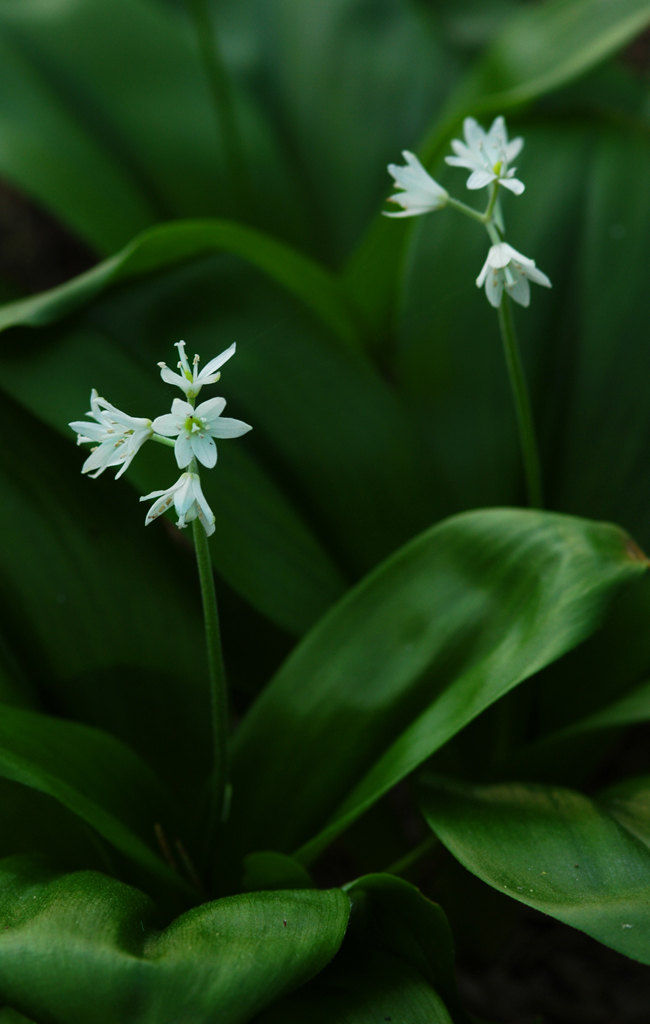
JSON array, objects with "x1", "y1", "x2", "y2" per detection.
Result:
[
  {"x1": 384, "y1": 151, "x2": 448, "y2": 217},
  {"x1": 152, "y1": 397, "x2": 252, "y2": 469},
  {"x1": 158, "y1": 340, "x2": 236, "y2": 399},
  {"x1": 140, "y1": 472, "x2": 216, "y2": 536},
  {"x1": 476, "y1": 242, "x2": 552, "y2": 308},
  {"x1": 69, "y1": 390, "x2": 153, "y2": 479},
  {"x1": 445, "y1": 116, "x2": 524, "y2": 195}
]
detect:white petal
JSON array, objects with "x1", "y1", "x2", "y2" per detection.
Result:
[
  {"x1": 199, "y1": 342, "x2": 237, "y2": 380},
  {"x1": 507, "y1": 273, "x2": 530, "y2": 307},
  {"x1": 207, "y1": 416, "x2": 252, "y2": 439},
  {"x1": 174, "y1": 431, "x2": 194, "y2": 468},
  {"x1": 476, "y1": 253, "x2": 492, "y2": 288},
  {"x1": 487, "y1": 243, "x2": 514, "y2": 269},
  {"x1": 160, "y1": 366, "x2": 191, "y2": 393},
  {"x1": 500, "y1": 176, "x2": 525, "y2": 195},
  {"x1": 152, "y1": 413, "x2": 183, "y2": 436},
  {"x1": 463, "y1": 117, "x2": 484, "y2": 150},
  {"x1": 173, "y1": 474, "x2": 197, "y2": 516},
  {"x1": 506, "y1": 136, "x2": 524, "y2": 162},
  {"x1": 194, "y1": 396, "x2": 227, "y2": 422},
  {"x1": 383, "y1": 206, "x2": 435, "y2": 218},
  {"x1": 445, "y1": 155, "x2": 478, "y2": 171},
  {"x1": 524, "y1": 264, "x2": 552, "y2": 288},
  {"x1": 191, "y1": 432, "x2": 217, "y2": 468},
  {"x1": 190, "y1": 476, "x2": 216, "y2": 532},
  {"x1": 171, "y1": 398, "x2": 194, "y2": 417},
  {"x1": 466, "y1": 169, "x2": 496, "y2": 190},
  {"x1": 485, "y1": 269, "x2": 504, "y2": 308},
  {"x1": 69, "y1": 420, "x2": 105, "y2": 441}
]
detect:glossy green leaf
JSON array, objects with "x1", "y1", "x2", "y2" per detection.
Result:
[
  {"x1": 0, "y1": 707, "x2": 187, "y2": 895},
  {"x1": 0, "y1": 220, "x2": 360, "y2": 348},
  {"x1": 0, "y1": 0, "x2": 306, "y2": 251},
  {"x1": 229, "y1": 509, "x2": 645, "y2": 862},
  {"x1": 258, "y1": 873, "x2": 468, "y2": 1024},
  {"x1": 0, "y1": 28, "x2": 155, "y2": 254},
  {"x1": 444, "y1": 0, "x2": 650, "y2": 117},
  {"x1": 0, "y1": 857, "x2": 349, "y2": 1024},
  {"x1": 0, "y1": 779, "x2": 113, "y2": 874},
  {"x1": 419, "y1": 774, "x2": 650, "y2": 963}
]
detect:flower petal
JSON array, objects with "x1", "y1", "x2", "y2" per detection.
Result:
[
  {"x1": 191, "y1": 432, "x2": 217, "y2": 468},
  {"x1": 207, "y1": 416, "x2": 252, "y2": 439},
  {"x1": 500, "y1": 176, "x2": 525, "y2": 195},
  {"x1": 152, "y1": 413, "x2": 183, "y2": 436},
  {"x1": 199, "y1": 342, "x2": 237, "y2": 380},
  {"x1": 174, "y1": 431, "x2": 194, "y2": 468},
  {"x1": 466, "y1": 168, "x2": 496, "y2": 190},
  {"x1": 507, "y1": 273, "x2": 530, "y2": 307},
  {"x1": 485, "y1": 269, "x2": 504, "y2": 308},
  {"x1": 194, "y1": 396, "x2": 227, "y2": 422},
  {"x1": 160, "y1": 366, "x2": 191, "y2": 393}
]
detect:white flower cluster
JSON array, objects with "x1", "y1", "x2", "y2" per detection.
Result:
[
  {"x1": 69, "y1": 340, "x2": 251, "y2": 536},
  {"x1": 385, "y1": 116, "x2": 551, "y2": 308}
]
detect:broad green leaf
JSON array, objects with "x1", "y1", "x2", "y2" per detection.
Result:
[
  {"x1": 257, "y1": 950, "x2": 454, "y2": 1024},
  {"x1": 343, "y1": 874, "x2": 473, "y2": 1024},
  {"x1": 0, "y1": 779, "x2": 113, "y2": 874},
  {"x1": 239, "y1": 0, "x2": 461, "y2": 264},
  {"x1": 0, "y1": 220, "x2": 360, "y2": 348},
  {"x1": 0, "y1": 30, "x2": 155, "y2": 254},
  {"x1": 229, "y1": 508, "x2": 645, "y2": 862},
  {"x1": 0, "y1": 0, "x2": 306, "y2": 251},
  {"x1": 555, "y1": 123, "x2": 650, "y2": 548},
  {"x1": 258, "y1": 873, "x2": 467, "y2": 1024},
  {"x1": 419, "y1": 774, "x2": 650, "y2": 963},
  {"x1": 0, "y1": 707, "x2": 188, "y2": 895},
  {"x1": 0, "y1": 857, "x2": 349, "y2": 1024},
  {"x1": 441, "y1": 0, "x2": 650, "y2": 119},
  {"x1": 242, "y1": 852, "x2": 314, "y2": 893}
]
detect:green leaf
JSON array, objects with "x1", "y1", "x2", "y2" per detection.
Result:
[
  {"x1": 242, "y1": 852, "x2": 314, "y2": 893},
  {"x1": 444, "y1": 0, "x2": 650, "y2": 117},
  {"x1": 229, "y1": 509, "x2": 645, "y2": 862},
  {"x1": 0, "y1": 707, "x2": 188, "y2": 896},
  {"x1": 419, "y1": 774, "x2": 650, "y2": 964},
  {"x1": 0, "y1": 27, "x2": 156, "y2": 253},
  {"x1": 0, "y1": 0, "x2": 305, "y2": 251},
  {"x1": 0, "y1": 857, "x2": 349, "y2": 1024},
  {"x1": 257, "y1": 873, "x2": 467, "y2": 1024},
  {"x1": 0, "y1": 220, "x2": 360, "y2": 348}
]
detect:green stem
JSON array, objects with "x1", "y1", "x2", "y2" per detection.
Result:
[
  {"x1": 384, "y1": 835, "x2": 438, "y2": 877},
  {"x1": 151, "y1": 433, "x2": 176, "y2": 448},
  {"x1": 497, "y1": 296, "x2": 543, "y2": 509},
  {"x1": 192, "y1": 509, "x2": 230, "y2": 852},
  {"x1": 185, "y1": 0, "x2": 252, "y2": 214},
  {"x1": 446, "y1": 195, "x2": 487, "y2": 224},
  {"x1": 484, "y1": 180, "x2": 500, "y2": 223}
]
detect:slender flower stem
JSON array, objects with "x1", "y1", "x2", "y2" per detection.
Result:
[
  {"x1": 484, "y1": 180, "x2": 500, "y2": 223},
  {"x1": 446, "y1": 195, "x2": 487, "y2": 224},
  {"x1": 151, "y1": 433, "x2": 176, "y2": 448},
  {"x1": 185, "y1": 0, "x2": 252, "y2": 214},
  {"x1": 384, "y1": 835, "x2": 438, "y2": 877},
  {"x1": 191, "y1": 488, "x2": 230, "y2": 852},
  {"x1": 497, "y1": 296, "x2": 543, "y2": 509}
]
